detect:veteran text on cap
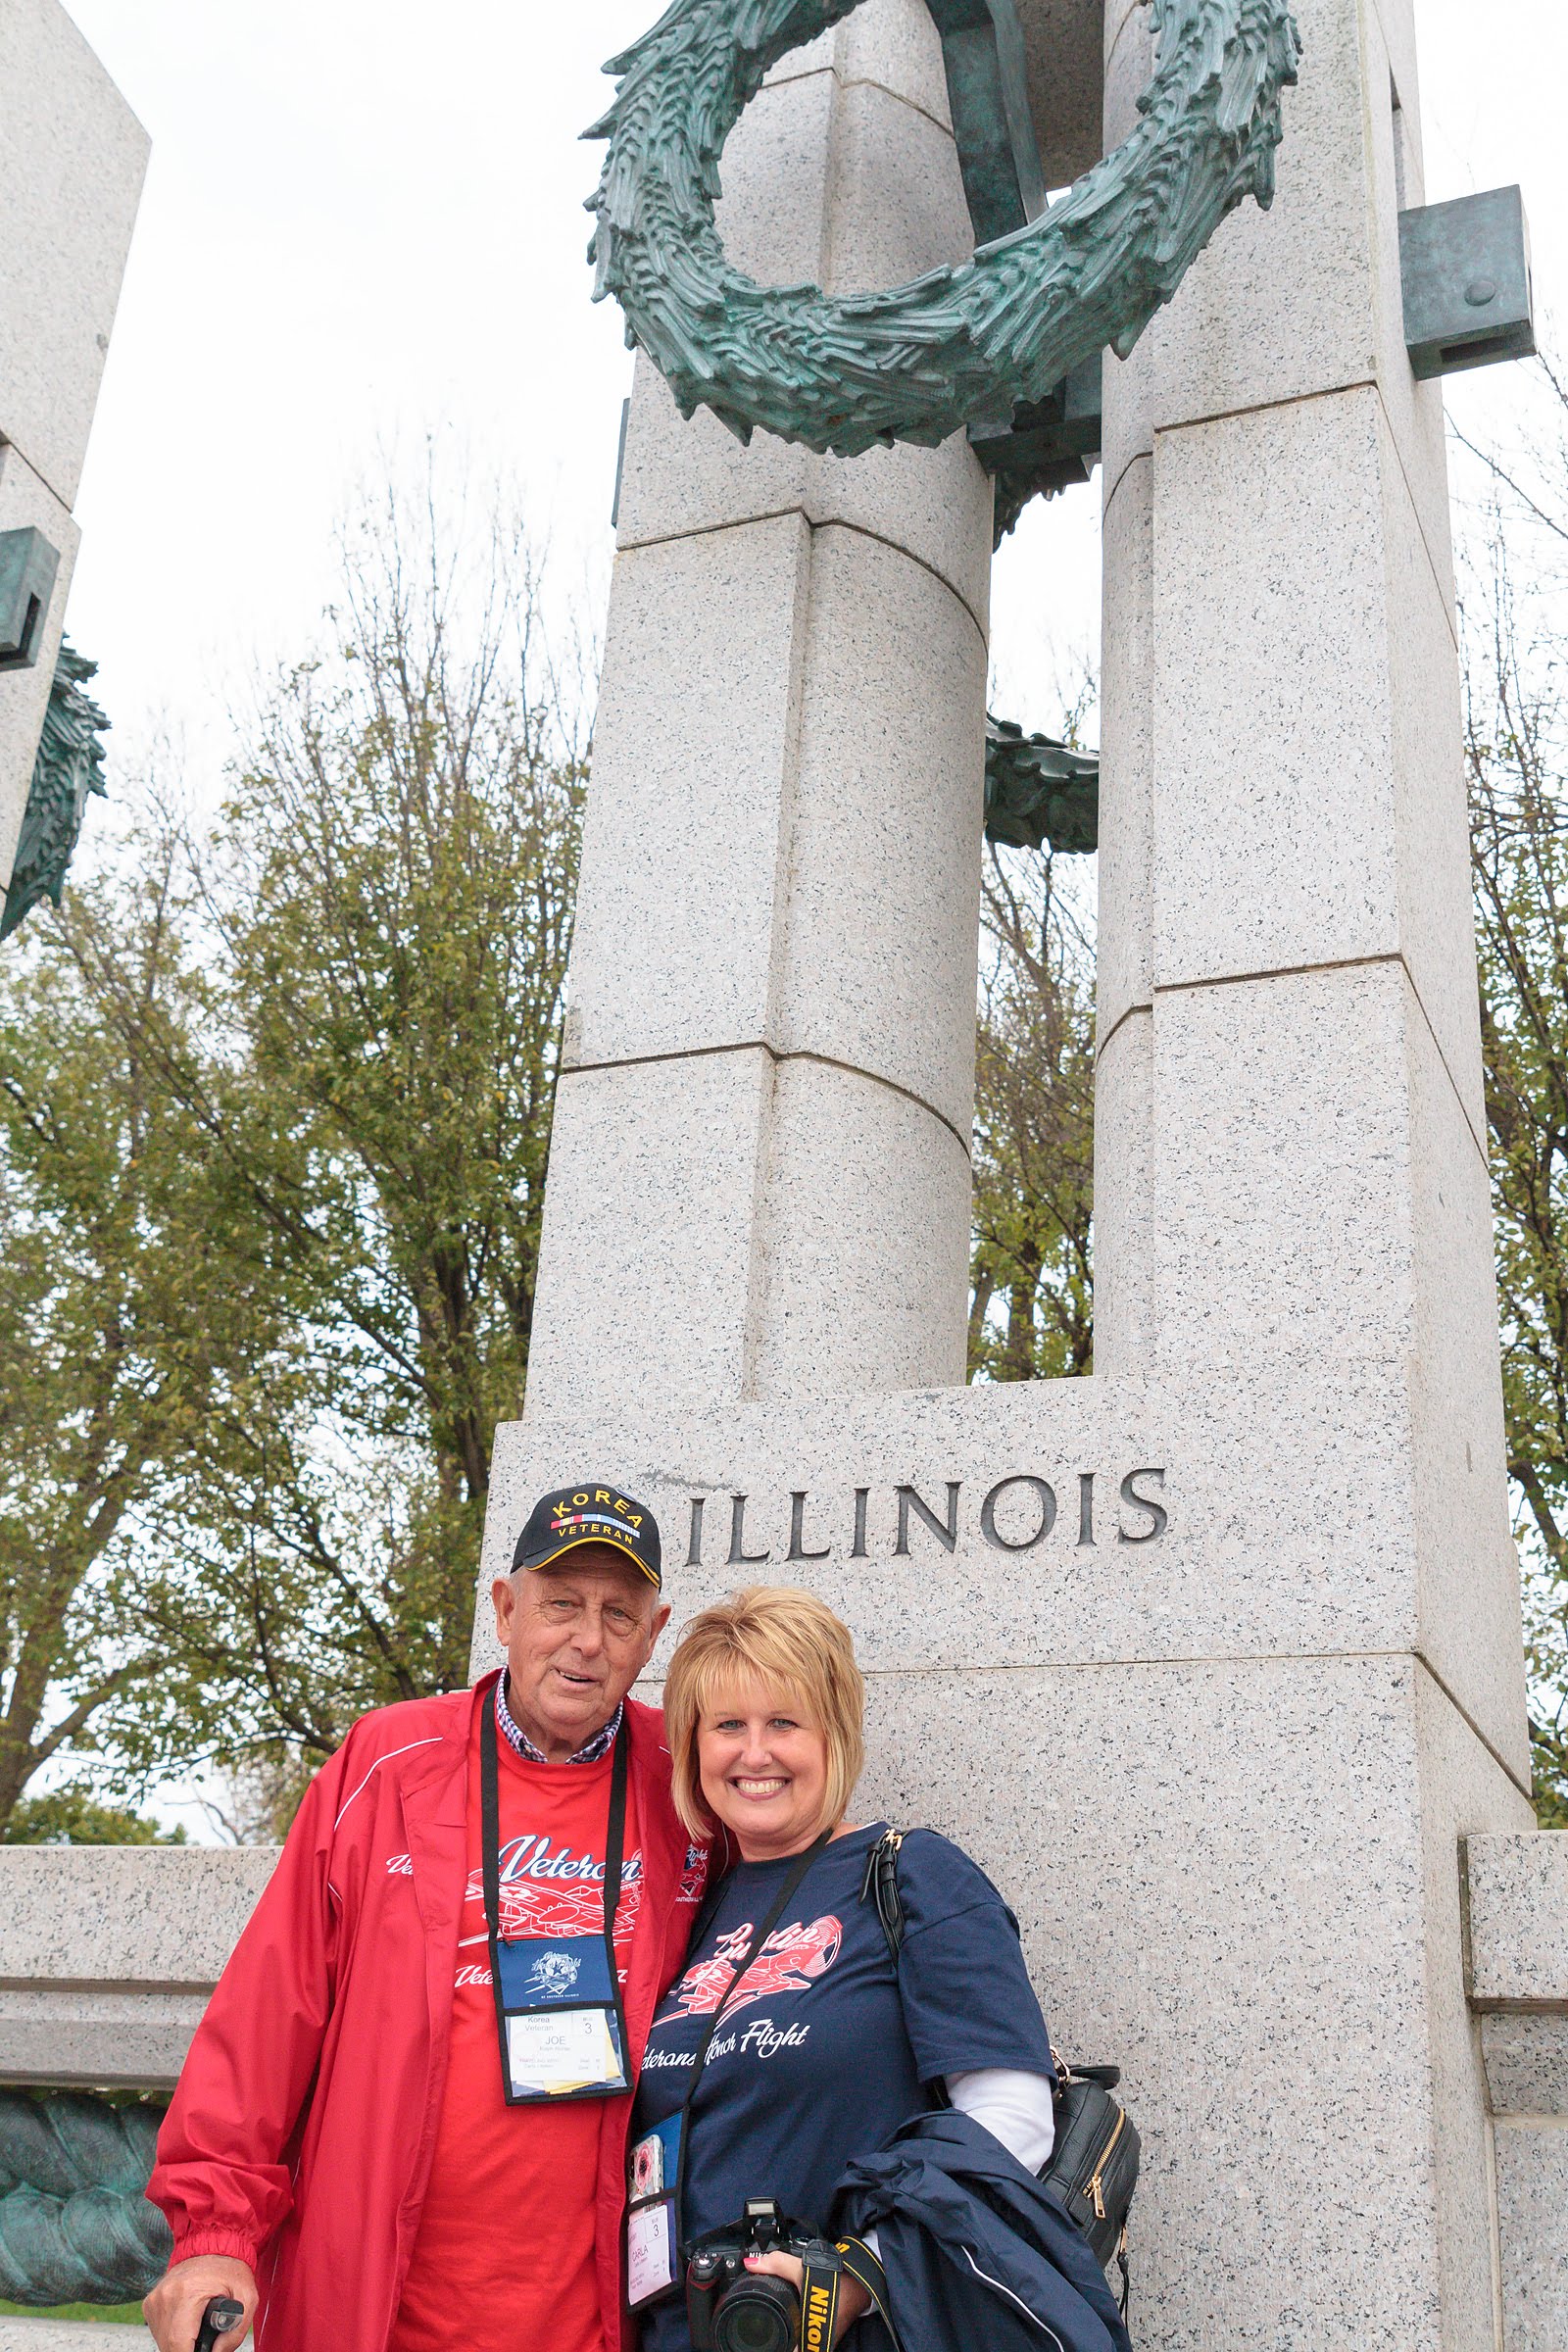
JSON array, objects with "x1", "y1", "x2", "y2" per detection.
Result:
[{"x1": 512, "y1": 1486, "x2": 662, "y2": 1589}]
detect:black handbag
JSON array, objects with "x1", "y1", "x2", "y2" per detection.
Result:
[
  {"x1": 860, "y1": 1829, "x2": 1139, "y2": 2315},
  {"x1": 1045, "y1": 2056, "x2": 1139, "y2": 2281}
]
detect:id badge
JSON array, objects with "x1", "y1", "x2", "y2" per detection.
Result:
[
  {"x1": 625, "y1": 2116, "x2": 683, "y2": 2311},
  {"x1": 493, "y1": 1935, "x2": 631, "y2": 2103}
]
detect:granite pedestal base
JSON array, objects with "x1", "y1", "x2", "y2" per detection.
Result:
[{"x1": 476, "y1": 1378, "x2": 1535, "y2": 2350}]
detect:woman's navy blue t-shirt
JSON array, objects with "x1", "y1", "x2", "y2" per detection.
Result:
[{"x1": 633, "y1": 1822, "x2": 1054, "y2": 2352}]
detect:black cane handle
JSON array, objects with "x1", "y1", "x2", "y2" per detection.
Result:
[{"x1": 194, "y1": 2296, "x2": 246, "y2": 2352}]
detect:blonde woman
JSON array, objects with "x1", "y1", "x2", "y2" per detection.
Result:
[{"x1": 627, "y1": 1588, "x2": 1069, "y2": 2352}]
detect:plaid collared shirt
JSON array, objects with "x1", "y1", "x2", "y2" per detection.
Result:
[{"x1": 495, "y1": 1675, "x2": 623, "y2": 1765}]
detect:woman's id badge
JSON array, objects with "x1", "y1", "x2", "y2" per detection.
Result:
[{"x1": 625, "y1": 2116, "x2": 682, "y2": 2310}]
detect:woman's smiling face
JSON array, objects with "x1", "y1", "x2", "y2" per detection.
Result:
[{"x1": 696, "y1": 1680, "x2": 834, "y2": 1862}]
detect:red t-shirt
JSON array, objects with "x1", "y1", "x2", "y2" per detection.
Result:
[{"x1": 388, "y1": 1706, "x2": 642, "y2": 2352}]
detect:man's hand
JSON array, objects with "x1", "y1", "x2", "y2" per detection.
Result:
[
  {"x1": 143, "y1": 2255, "x2": 258, "y2": 2352},
  {"x1": 742, "y1": 2251, "x2": 870, "y2": 2344}
]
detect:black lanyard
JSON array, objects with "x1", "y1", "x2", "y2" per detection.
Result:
[
  {"x1": 480, "y1": 1680, "x2": 629, "y2": 1989},
  {"x1": 673, "y1": 1827, "x2": 833, "y2": 2238}
]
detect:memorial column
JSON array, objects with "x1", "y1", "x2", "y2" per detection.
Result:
[
  {"x1": 524, "y1": 0, "x2": 994, "y2": 1416},
  {"x1": 1095, "y1": 0, "x2": 1535, "y2": 2337}
]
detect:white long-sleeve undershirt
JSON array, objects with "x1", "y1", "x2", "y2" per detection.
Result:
[
  {"x1": 859, "y1": 2067, "x2": 1055, "y2": 2268},
  {"x1": 945, "y1": 2066, "x2": 1056, "y2": 2172}
]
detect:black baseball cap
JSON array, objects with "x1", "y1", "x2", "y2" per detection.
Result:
[{"x1": 513, "y1": 1484, "x2": 662, "y2": 1590}]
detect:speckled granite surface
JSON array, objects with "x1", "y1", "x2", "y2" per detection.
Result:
[
  {"x1": 1482, "y1": 2016, "x2": 1568, "y2": 2118},
  {"x1": 0, "y1": 1848, "x2": 277, "y2": 2087},
  {"x1": 1495, "y1": 2125, "x2": 1568, "y2": 2351},
  {"x1": 1465, "y1": 1833, "x2": 1568, "y2": 2009},
  {"x1": 0, "y1": 1849, "x2": 278, "y2": 1991}
]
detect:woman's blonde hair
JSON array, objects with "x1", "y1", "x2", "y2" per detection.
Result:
[{"x1": 662, "y1": 1587, "x2": 865, "y2": 1843}]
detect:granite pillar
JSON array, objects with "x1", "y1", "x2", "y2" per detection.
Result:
[
  {"x1": 524, "y1": 0, "x2": 992, "y2": 1412},
  {"x1": 1086, "y1": 0, "x2": 1537, "y2": 2337}
]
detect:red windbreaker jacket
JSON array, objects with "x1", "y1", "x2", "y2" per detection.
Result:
[{"x1": 147, "y1": 1675, "x2": 699, "y2": 2352}]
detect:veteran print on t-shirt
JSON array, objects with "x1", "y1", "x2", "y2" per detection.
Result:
[
  {"x1": 456, "y1": 1831, "x2": 642, "y2": 1986},
  {"x1": 454, "y1": 1828, "x2": 705, "y2": 1989}
]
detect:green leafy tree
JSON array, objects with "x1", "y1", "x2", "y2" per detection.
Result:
[
  {"x1": 2, "y1": 1784, "x2": 185, "y2": 1844},
  {"x1": 1457, "y1": 375, "x2": 1568, "y2": 1826},
  {"x1": 100, "y1": 494, "x2": 585, "y2": 1788},
  {"x1": 968, "y1": 842, "x2": 1096, "y2": 1384},
  {"x1": 0, "y1": 485, "x2": 585, "y2": 1821},
  {"x1": 1469, "y1": 742, "x2": 1568, "y2": 1829},
  {"x1": 0, "y1": 829, "x2": 281, "y2": 1834}
]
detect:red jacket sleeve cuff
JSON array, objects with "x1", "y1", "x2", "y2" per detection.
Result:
[{"x1": 168, "y1": 2230, "x2": 265, "y2": 2270}]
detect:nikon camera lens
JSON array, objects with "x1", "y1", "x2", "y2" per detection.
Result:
[{"x1": 710, "y1": 2272, "x2": 800, "y2": 2352}]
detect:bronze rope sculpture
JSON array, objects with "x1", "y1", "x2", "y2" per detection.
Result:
[
  {"x1": 586, "y1": 0, "x2": 1300, "y2": 456},
  {"x1": 0, "y1": 2091, "x2": 170, "y2": 2304}
]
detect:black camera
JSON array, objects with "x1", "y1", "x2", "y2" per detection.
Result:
[{"x1": 686, "y1": 2197, "x2": 835, "y2": 2352}]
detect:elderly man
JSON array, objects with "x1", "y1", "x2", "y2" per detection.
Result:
[{"x1": 144, "y1": 1485, "x2": 702, "y2": 2352}]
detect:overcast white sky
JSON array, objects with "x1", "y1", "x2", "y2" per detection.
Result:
[{"x1": 51, "y1": 0, "x2": 1568, "y2": 796}]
